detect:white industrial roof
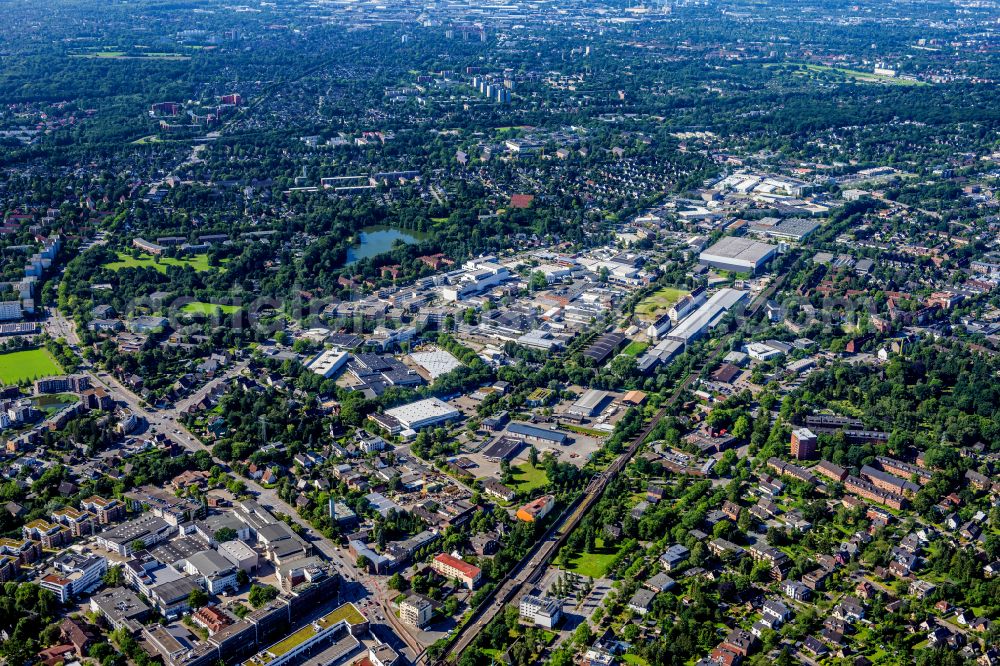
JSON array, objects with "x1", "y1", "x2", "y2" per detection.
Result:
[
  {"x1": 409, "y1": 349, "x2": 464, "y2": 380},
  {"x1": 700, "y1": 236, "x2": 777, "y2": 264},
  {"x1": 668, "y1": 289, "x2": 748, "y2": 343},
  {"x1": 306, "y1": 349, "x2": 348, "y2": 376},
  {"x1": 384, "y1": 397, "x2": 459, "y2": 429}
]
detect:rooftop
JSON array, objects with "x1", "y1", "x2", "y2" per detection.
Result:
[
  {"x1": 248, "y1": 603, "x2": 365, "y2": 664},
  {"x1": 700, "y1": 236, "x2": 777, "y2": 263}
]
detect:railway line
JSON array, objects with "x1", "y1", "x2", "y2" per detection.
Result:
[{"x1": 438, "y1": 276, "x2": 786, "y2": 664}]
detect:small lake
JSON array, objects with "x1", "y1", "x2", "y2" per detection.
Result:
[{"x1": 345, "y1": 226, "x2": 428, "y2": 265}]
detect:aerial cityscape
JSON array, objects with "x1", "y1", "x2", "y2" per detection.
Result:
[{"x1": 0, "y1": 0, "x2": 999, "y2": 665}]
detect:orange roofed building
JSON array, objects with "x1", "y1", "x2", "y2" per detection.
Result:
[
  {"x1": 432, "y1": 553, "x2": 482, "y2": 589},
  {"x1": 516, "y1": 495, "x2": 555, "y2": 523}
]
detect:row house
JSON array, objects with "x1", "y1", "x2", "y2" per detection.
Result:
[{"x1": 844, "y1": 476, "x2": 906, "y2": 510}]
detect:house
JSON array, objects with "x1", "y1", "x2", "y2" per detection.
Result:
[
  {"x1": 660, "y1": 544, "x2": 690, "y2": 571},
  {"x1": 628, "y1": 588, "x2": 657, "y2": 615},
  {"x1": 645, "y1": 572, "x2": 676, "y2": 593},
  {"x1": 481, "y1": 478, "x2": 516, "y2": 502},
  {"x1": 803, "y1": 636, "x2": 828, "y2": 656},
  {"x1": 834, "y1": 597, "x2": 866, "y2": 622},
  {"x1": 762, "y1": 600, "x2": 791, "y2": 626},
  {"x1": 720, "y1": 628, "x2": 757, "y2": 657},
  {"x1": 59, "y1": 618, "x2": 98, "y2": 656},
  {"x1": 802, "y1": 567, "x2": 831, "y2": 591},
  {"x1": 782, "y1": 580, "x2": 811, "y2": 601},
  {"x1": 516, "y1": 495, "x2": 555, "y2": 523}
]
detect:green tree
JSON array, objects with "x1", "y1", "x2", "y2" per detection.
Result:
[
  {"x1": 188, "y1": 588, "x2": 209, "y2": 609},
  {"x1": 214, "y1": 527, "x2": 237, "y2": 543},
  {"x1": 103, "y1": 565, "x2": 124, "y2": 587},
  {"x1": 248, "y1": 584, "x2": 278, "y2": 608}
]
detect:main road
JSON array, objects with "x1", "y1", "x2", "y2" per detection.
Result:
[{"x1": 43, "y1": 309, "x2": 423, "y2": 659}]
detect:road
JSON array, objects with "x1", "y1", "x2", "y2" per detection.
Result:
[
  {"x1": 43, "y1": 309, "x2": 422, "y2": 659},
  {"x1": 440, "y1": 280, "x2": 785, "y2": 664}
]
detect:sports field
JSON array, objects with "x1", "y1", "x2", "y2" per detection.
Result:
[
  {"x1": 0, "y1": 348, "x2": 64, "y2": 384},
  {"x1": 635, "y1": 286, "x2": 688, "y2": 318},
  {"x1": 103, "y1": 252, "x2": 216, "y2": 273}
]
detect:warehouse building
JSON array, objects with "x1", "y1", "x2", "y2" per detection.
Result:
[
  {"x1": 306, "y1": 349, "x2": 349, "y2": 378},
  {"x1": 748, "y1": 217, "x2": 821, "y2": 242},
  {"x1": 666, "y1": 289, "x2": 749, "y2": 347},
  {"x1": 505, "y1": 422, "x2": 569, "y2": 446},
  {"x1": 699, "y1": 237, "x2": 778, "y2": 274},
  {"x1": 567, "y1": 389, "x2": 611, "y2": 417},
  {"x1": 381, "y1": 397, "x2": 460, "y2": 432}
]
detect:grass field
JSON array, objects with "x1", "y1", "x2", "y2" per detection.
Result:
[
  {"x1": 562, "y1": 423, "x2": 608, "y2": 438},
  {"x1": 622, "y1": 340, "x2": 649, "y2": 356},
  {"x1": 622, "y1": 655, "x2": 650, "y2": 666},
  {"x1": 635, "y1": 286, "x2": 687, "y2": 317},
  {"x1": 104, "y1": 252, "x2": 217, "y2": 273},
  {"x1": 181, "y1": 302, "x2": 241, "y2": 316},
  {"x1": 0, "y1": 348, "x2": 64, "y2": 384},
  {"x1": 508, "y1": 463, "x2": 549, "y2": 493},
  {"x1": 565, "y1": 537, "x2": 620, "y2": 578}
]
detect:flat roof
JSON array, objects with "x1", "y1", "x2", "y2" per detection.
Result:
[
  {"x1": 409, "y1": 349, "x2": 463, "y2": 379},
  {"x1": 482, "y1": 437, "x2": 524, "y2": 461},
  {"x1": 700, "y1": 236, "x2": 777, "y2": 264},
  {"x1": 507, "y1": 422, "x2": 568, "y2": 443},
  {"x1": 582, "y1": 331, "x2": 627, "y2": 363},
  {"x1": 247, "y1": 603, "x2": 365, "y2": 664},
  {"x1": 573, "y1": 389, "x2": 609, "y2": 410},
  {"x1": 668, "y1": 289, "x2": 748, "y2": 343},
  {"x1": 751, "y1": 217, "x2": 820, "y2": 240},
  {"x1": 383, "y1": 397, "x2": 459, "y2": 429}
]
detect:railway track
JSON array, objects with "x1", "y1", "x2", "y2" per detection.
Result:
[{"x1": 439, "y1": 273, "x2": 793, "y2": 663}]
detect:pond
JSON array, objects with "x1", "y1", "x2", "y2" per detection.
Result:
[{"x1": 345, "y1": 226, "x2": 429, "y2": 265}]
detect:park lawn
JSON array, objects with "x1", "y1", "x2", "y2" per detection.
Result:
[
  {"x1": 508, "y1": 463, "x2": 549, "y2": 493},
  {"x1": 0, "y1": 348, "x2": 64, "y2": 384},
  {"x1": 565, "y1": 537, "x2": 620, "y2": 578},
  {"x1": 622, "y1": 340, "x2": 649, "y2": 356},
  {"x1": 181, "y1": 301, "x2": 241, "y2": 315},
  {"x1": 104, "y1": 252, "x2": 218, "y2": 273},
  {"x1": 634, "y1": 286, "x2": 687, "y2": 317}
]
